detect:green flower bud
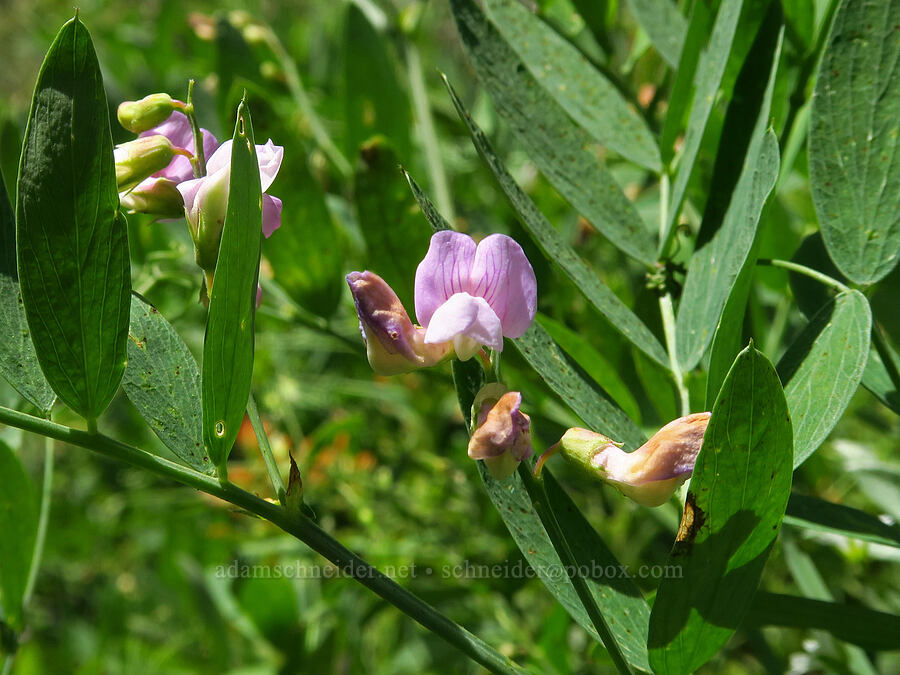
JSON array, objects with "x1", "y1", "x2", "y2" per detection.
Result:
[
  {"x1": 114, "y1": 135, "x2": 181, "y2": 191},
  {"x1": 117, "y1": 94, "x2": 182, "y2": 133}
]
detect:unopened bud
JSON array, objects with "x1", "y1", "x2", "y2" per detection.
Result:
[
  {"x1": 346, "y1": 271, "x2": 451, "y2": 375},
  {"x1": 468, "y1": 385, "x2": 533, "y2": 480},
  {"x1": 115, "y1": 135, "x2": 185, "y2": 191},
  {"x1": 548, "y1": 412, "x2": 711, "y2": 507},
  {"x1": 117, "y1": 94, "x2": 183, "y2": 133},
  {"x1": 120, "y1": 178, "x2": 184, "y2": 218}
]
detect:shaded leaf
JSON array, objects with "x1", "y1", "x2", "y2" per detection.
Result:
[
  {"x1": 202, "y1": 102, "x2": 262, "y2": 471},
  {"x1": 779, "y1": 290, "x2": 871, "y2": 468},
  {"x1": 648, "y1": 344, "x2": 793, "y2": 674},
  {"x1": 660, "y1": 0, "x2": 715, "y2": 165},
  {"x1": 344, "y1": 4, "x2": 412, "y2": 161},
  {"x1": 0, "y1": 168, "x2": 54, "y2": 413},
  {"x1": 627, "y1": 0, "x2": 687, "y2": 67},
  {"x1": 449, "y1": 0, "x2": 656, "y2": 264},
  {"x1": 123, "y1": 294, "x2": 213, "y2": 475},
  {"x1": 263, "y1": 144, "x2": 343, "y2": 318},
  {"x1": 441, "y1": 77, "x2": 669, "y2": 368},
  {"x1": 16, "y1": 16, "x2": 130, "y2": 421},
  {"x1": 745, "y1": 592, "x2": 900, "y2": 652},
  {"x1": 864, "y1": 336, "x2": 900, "y2": 415},
  {"x1": 0, "y1": 441, "x2": 38, "y2": 630},
  {"x1": 809, "y1": 0, "x2": 900, "y2": 284},
  {"x1": 784, "y1": 493, "x2": 900, "y2": 549},
  {"x1": 354, "y1": 140, "x2": 431, "y2": 310},
  {"x1": 486, "y1": 0, "x2": 660, "y2": 170}
]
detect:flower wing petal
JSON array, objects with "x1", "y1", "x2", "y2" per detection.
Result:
[
  {"x1": 414, "y1": 231, "x2": 477, "y2": 327},
  {"x1": 470, "y1": 234, "x2": 537, "y2": 338},
  {"x1": 262, "y1": 195, "x2": 283, "y2": 238}
]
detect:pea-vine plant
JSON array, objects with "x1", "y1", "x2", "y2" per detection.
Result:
[{"x1": 1, "y1": 0, "x2": 899, "y2": 673}]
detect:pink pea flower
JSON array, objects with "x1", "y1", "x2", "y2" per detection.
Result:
[
  {"x1": 177, "y1": 138, "x2": 284, "y2": 270},
  {"x1": 415, "y1": 231, "x2": 537, "y2": 360},
  {"x1": 467, "y1": 384, "x2": 533, "y2": 479},
  {"x1": 539, "y1": 413, "x2": 711, "y2": 507}
]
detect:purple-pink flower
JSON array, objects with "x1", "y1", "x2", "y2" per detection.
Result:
[{"x1": 414, "y1": 231, "x2": 537, "y2": 360}]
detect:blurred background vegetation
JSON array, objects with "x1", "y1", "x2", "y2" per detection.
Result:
[{"x1": 0, "y1": 0, "x2": 898, "y2": 673}]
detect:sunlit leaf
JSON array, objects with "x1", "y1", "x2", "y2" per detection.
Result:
[
  {"x1": 779, "y1": 290, "x2": 871, "y2": 468},
  {"x1": 627, "y1": 0, "x2": 686, "y2": 67},
  {"x1": 449, "y1": 0, "x2": 657, "y2": 264},
  {"x1": 202, "y1": 101, "x2": 262, "y2": 471},
  {"x1": 649, "y1": 344, "x2": 793, "y2": 674},
  {"x1": 485, "y1": 0, "x2": 660, "y2": 170},
  {"x1": 809, "y1": 0, "x2": 900, "y2": 284}
]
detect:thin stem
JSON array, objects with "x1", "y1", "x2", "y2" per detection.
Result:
[
  {"x1": 0, "y1": 405, "x2": 526, "y2": 675},
  {"x1": 264, "y1": 31, "x2": 352, "y2": 178},
  {"x1": 757, "y1": 258, "x2": 850, "y2": 293},
  {"x1": 405, "y1": 46, "x2": 455, "y2": 224},
  {"x1": 659, "y1": 292, "x2": 690, "y2": 416},
  {"x1": 184, "y1": 80, "x2": 207, "y2": 178},
  {"x1": 23, "y1": 436, "x2": 53, "y2": 606},
  {"x1": 517, "y1": 464, "x2": 632, "y2": 675},
  {"x1": 247, "y1": 393, "x2": 286, "y2": 503},
  {"x1": 871, "y1": 323, "x2": 900, "y2": 399}
]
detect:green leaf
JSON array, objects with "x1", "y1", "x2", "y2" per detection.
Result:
[
  {"x1": 263, "y1": 143, "x2": 343, "y2": 318},
  {"x1": 344, "y1": 4, "x2": 412, "y2": 161},
  {"x1": 745, "y1": 592, "x2": 900, "y2": 652},
  {"x1": 441, "y1": 76, "x2": 669, "y2": 368},
  {"x1": 779, "y1": 290, "x2": 871, "y2": 468},
  {"x1": 660, "y1": 0, "x2": 715, "y2": 165},
  {"x1": 809, "y1": 0, "x2": 900, "y2": 284},
  {"x1": 537, "y1": 314, "x2": 642, "y2": 423},
  {"x1": 0, "y1": 441, "x2": 38, "y2": 630},
  {"x1": 0, "y1": 168, "x2": 54, "y2": 413},
  {"x1": 674, "y1": 18, "x2": 782, "y2": 371},
  {"x1": 662, "y1": 0, "x2": 744, "y2": 248},
  {"x1": 705, "y1": 260, "x2": 755, "y2": 408},
  {"x1": 480, "y1": 465, "x2": 651, "y2": 671},
  {"x1": 675, "y1": 128, "x2": 779, "y2": 371},
  {"x1": 514, "y1": 322, "x2": 645, "y2": 450},
  {"x1": 648, "y1": 344, "x2": 793, "y2": 674},
  {"x1": 784, "y1": 493, "x2": 900, "y2": 549},
  {"x1": 485, "y1": 0, "x2": 660, "y2": 170},
  {"x1": 202, "y1": 101, "x2": 262, "y2": 472},
  {"x1": 354, "y1": 139, "x2": 431, "y2": 310},
  {"x1": 16, "y1": 16, "x2": 130, "y2": 422},
  {"x1": 122, "y1": 294, "x2": 214, "y2": 475},
  {"x1": 627, "y1": 0, "x2": 687, "y2": 67},
  {"x1": 449, "y1": 0, "x2": 657, "y2": 265}
]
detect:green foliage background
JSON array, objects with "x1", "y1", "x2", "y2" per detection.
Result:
[{"x1": 0, "y1": 0, "x2": 898, "y2": 673}]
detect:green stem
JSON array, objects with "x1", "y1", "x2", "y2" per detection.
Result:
[
  {"x1": 871, "y1": 323, "x2": 900, "y2": 399},
  {"x1": 247, "y1": 393, "x2": 286, "y2": 503},
  {"x1": 0, "y1": 405, "x2": 526, "y2": 675},
  {"x1": 184, "y1": 80, "x2": 207, "y2": 178},
  {"x1": 517, "y1": 464, "x2": 632, "y2": 675},
  {"x1": 23, "y1": 436, "x2": 53, "y2": 606},
  {"x1": 659, "y1": 292, "x2": 690, "y2": 416},
  {"x1": 405, "y1": 45, "x2": 455, "y2": 224},
  {"x1": 757, "y1": 258, "x2": 850, "y2": 293}
]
